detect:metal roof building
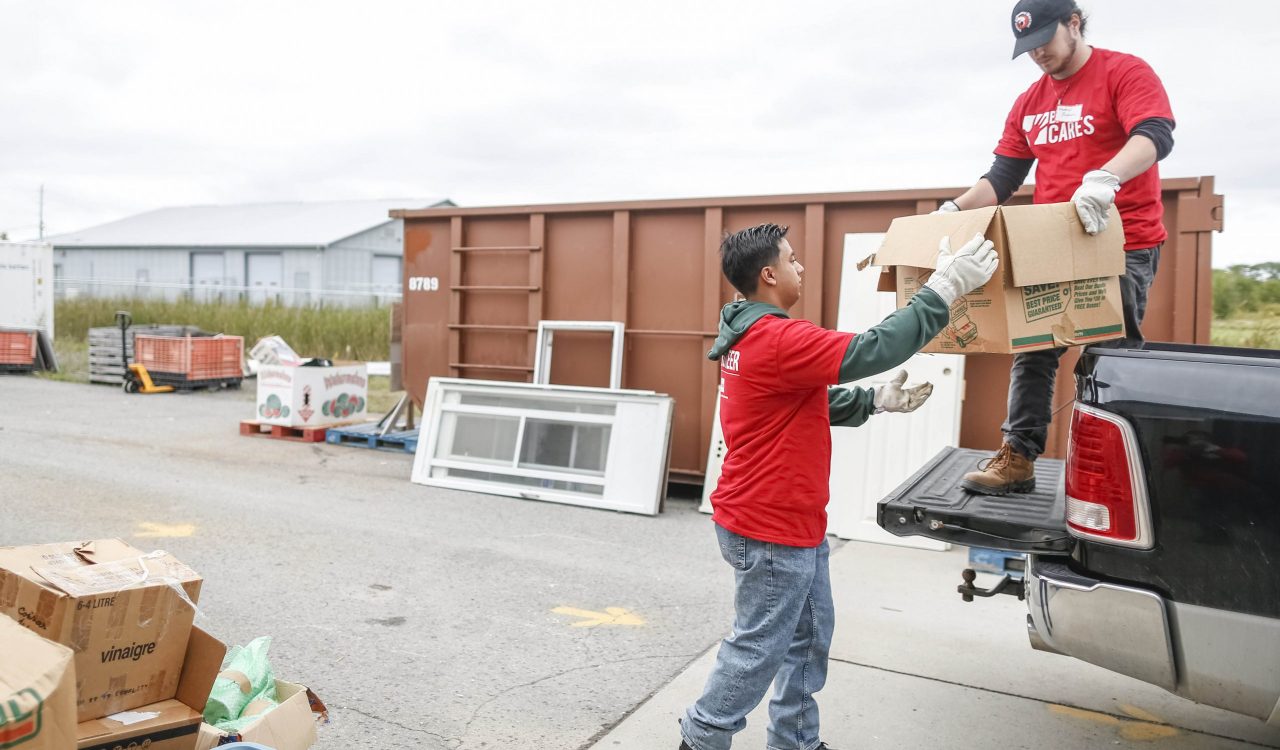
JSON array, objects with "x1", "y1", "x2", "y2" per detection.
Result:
[{"x1": 50, "y1": 197, "x2": 453, "y2": 306}]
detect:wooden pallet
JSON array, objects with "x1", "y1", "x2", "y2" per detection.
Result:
[
  {"x1": 88, "y1": 325, "x2": 206, "y2": 384},
  {"x1": 239, "y1": 419, "x2": 330, "y2": 443},
  {"x1": 239, "y1": 419, "x2": 364, "y2": 443},
  {"x1": 325, "y1": 423, "x2": 420, "y2": 453}
]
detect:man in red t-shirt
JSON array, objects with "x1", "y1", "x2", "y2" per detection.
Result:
[
  {"x1": 679, "y1": 223, "x2": 997, "y2": 750},
  {"x1": 933, "y1": 0, "x2": 1176, "y2": 495}
]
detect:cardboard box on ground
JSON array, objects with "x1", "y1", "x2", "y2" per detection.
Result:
[
  {"x1": 0, "y1": 541, "x2": 325, "y2": 750},
  {"x1": 195, "y1": 680, "x2": 325, "y2": 750},
  {"x1": 872, "y1": 202, "x2": 1126, "y2": 354},
  {"x1": 76, "y1": 627, "x2": 223, "y2": 750},
  {"x1": 0, "y1": 615, "x2": 77, "y2": 750},
  {"x1": 75, "y1": 630, "x2": 325, "y2": 750},
  {"x1": 0, "y1": 540, "x2": 203, "y2": 722},
  {"x1": 256, "y1": 364, "x2": 369, "y2": 427}
]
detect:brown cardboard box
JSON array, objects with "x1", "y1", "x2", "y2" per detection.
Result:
[
  {"x1": 1, "y1": 614, "x2": 77, "y2": 750},
  {"x1": 77, "y1": 699, "x2": 202, "y2": 750},
  {"x1": 194, "y1": 680, "x2": 326, "y2": 750},
  {"x1": 0, "y1": 540, "x2": 203, "y2": 721},
  {"x1": 76, "y1": 626, "x2": 225, "y2": 750},
  {"x1": 874, "y1": 202, "x2": 1126, "y2": 354}
]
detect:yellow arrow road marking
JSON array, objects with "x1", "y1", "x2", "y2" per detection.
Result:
[
  {"x1": 1050, "y1": 704, "x2": 1179, "y2": 741},
  {"x1": 135, "y1": 522, "x2": 196, "y2": 538},
  {"x1": 551, "y1": 606, "x2": 645, "y2": 628}
]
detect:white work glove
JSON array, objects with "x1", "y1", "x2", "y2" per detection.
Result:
[
  {"x1": 923, "y1": 233, "x2": 999, "y2": 306},
  {"x1": 1071, "y1": 169, "x2": 1120, "y2": 235},
  {"x1": 874, "y1": 370, "x2": 934, "y2": 414},
  {"x1": 931, "y1": 200, "x2": 960, "y2": 215}
]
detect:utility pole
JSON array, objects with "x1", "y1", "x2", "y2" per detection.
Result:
[{"x1": 38, "y1": 184, "x2": 45, "y2": 240}]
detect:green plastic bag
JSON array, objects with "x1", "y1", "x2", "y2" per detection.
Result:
[{"x1": 204, "y1": 636, "x2": 279, "y2": 732}]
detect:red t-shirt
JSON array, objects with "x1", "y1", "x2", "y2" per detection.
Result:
[
  {"x1": 995, "y1": 47, "x2": 1175, "y2": 250},
  {"x1": 710, "y1": 315, "x2": 855, "y2": 547}
]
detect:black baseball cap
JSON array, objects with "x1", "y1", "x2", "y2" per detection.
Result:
[{"x1": 1010, "y1": 0, "x2": 1077, "y2": 59}]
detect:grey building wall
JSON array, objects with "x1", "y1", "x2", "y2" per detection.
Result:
[
  {"x1": 324, "y1": 220, "x2": 404, "y2": 306},
  {"x1": 56, "y1": 247, "x2": 191, "y2": 301},
  {"x1": 53, "y1": 225, "x2": 402, "y2": 307}
]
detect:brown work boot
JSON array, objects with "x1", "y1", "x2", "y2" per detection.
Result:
[{"x1": 961, "y1": 443, "x2": 1036, "y2": 496}]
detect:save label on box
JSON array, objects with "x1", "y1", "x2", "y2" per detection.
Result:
[
  {"x1": 256, "y1": 364, "x2": 368, "y2": 427},
  {"x1": 872, "y1": 201, "x2": 1126, "y2": 354}
]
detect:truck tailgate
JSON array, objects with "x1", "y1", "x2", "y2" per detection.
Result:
[{"x1": 877, "y1": 447, "x2": 1072, "y2": 553}]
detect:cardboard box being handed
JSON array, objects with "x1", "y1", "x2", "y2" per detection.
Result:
[{"x1": 872, "y1": 202, "x2": 1126, "y2": 354}]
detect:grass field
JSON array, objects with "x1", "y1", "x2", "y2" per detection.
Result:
[
  {"x1": 55, "y1": 297, "x2": 391, "y2": 361},
  {"x1": 1210, "y1": 312, "x2": 1280, "y2": 350}
]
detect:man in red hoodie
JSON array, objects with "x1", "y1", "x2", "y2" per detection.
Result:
[
  {"x1": 937, "y1": 0, "x2": 1175, "y2": 495},
  {"x1": 679, "y1": 223, "x2": 997, "y2": 750}
]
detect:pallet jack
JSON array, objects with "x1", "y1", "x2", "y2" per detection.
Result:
[{"x1": 116, "y1": 311, "x2": 173, "y2": 394}]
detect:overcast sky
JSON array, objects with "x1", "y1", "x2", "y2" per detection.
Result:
[{"x1": 2, "y1": 1, "x2": 1276, "y2": 267}]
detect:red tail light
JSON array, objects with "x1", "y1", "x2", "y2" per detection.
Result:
[{"x1": 1064, "y1": 403, "x2": 1153, "y2": 548}]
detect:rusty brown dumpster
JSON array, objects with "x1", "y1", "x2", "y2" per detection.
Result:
[{"x1": 394, "y1": 177, "x2": 1222, "y2": 483}]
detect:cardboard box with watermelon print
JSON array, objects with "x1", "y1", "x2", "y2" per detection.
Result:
[{"x1": 255, "y1": 364, "x2": 368, "y2": 427}]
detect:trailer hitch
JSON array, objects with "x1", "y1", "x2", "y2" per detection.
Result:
[{"x1": 957, "y1": 568, "x2": 1025, "y2": 602}]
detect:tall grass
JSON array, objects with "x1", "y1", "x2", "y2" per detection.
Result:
[
  {"x1": 1211, "y1": 311, "x2": 1280, "y2": 350},
  {"x1": 56, "y1": 297, "x2": 390, "y2": 361}
]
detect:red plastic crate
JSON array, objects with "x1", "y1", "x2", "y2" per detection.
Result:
[
  {"x1": 135, "y1": 334, "x2": 244, "y2": 380},
  {"x1": 0, "y1": 330, "x2": 37, "y2": 365}
]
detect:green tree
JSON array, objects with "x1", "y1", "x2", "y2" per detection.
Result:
[{"x1": 1214, "y1": 263, "x2": 1280, "y2": 318}]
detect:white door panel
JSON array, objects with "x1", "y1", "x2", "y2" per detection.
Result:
[
  {"x1": 191, "y1": 252, "x2": 224, "y2": 302},
  {"x1": 699, "y1": 385, "x2": 724, "y2": 514},
  {"x1": 247, "y1": 253, "x2": 283, "y2": 304},
  {"x1": 827, "y1": 233, "x2": 959, "y2": 550}
]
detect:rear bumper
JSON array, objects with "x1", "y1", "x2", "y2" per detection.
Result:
[{"x1": 1025, "y1": 556, "x2": 1177, "y2": 692}]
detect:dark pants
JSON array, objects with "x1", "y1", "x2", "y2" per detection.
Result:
[{"x1": 1002, "y1": 247, "x2": 1161, "y2": 460}]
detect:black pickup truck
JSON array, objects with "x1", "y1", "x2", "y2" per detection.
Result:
[{"x1": 878, "y1": 343, "x2": 1280, "y2": 725}]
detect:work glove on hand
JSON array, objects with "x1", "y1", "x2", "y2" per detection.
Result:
[
  {"x1": 874, "y1": 370, "x2": 934, "y2": 414},
  {"x1": 931, "y1": 200, "x2": 961, "y2": 215},
  {"x1": 1071, "y1": 169, "x2": 1120, "y2": 235},
  {"x1": 923, "y1": 233, "x2": 999, "y2": 306}
]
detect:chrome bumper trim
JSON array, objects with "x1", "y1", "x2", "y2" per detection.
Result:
[{"x1": 1026, "y1": 556, "x2": 1177, "y2": 692}]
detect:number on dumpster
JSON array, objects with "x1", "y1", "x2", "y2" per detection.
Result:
[{"x1": 409, "y1": 276, "x2": 440, "y2": 292}]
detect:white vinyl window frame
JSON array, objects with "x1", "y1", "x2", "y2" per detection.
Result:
[
  {"x1": 411, "y1": 378, "x2": 673, "y2": 516},
  {"x1": 532, "y1": 320, "x2": 625, "y2": 390}
]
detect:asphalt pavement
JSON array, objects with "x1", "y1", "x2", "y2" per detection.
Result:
[{"x1": 2, "y1": 376, "x2": 1277, "y2": 749}]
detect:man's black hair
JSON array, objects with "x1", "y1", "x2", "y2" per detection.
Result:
[
  {"x1": 1062, "y1": 4, "x2": 1087, "y2": 35},
  {"x1": 720, "y1": 223, "x2": 789, "y2": 296}
]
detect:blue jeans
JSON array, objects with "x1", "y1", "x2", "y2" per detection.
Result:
[
  {"x1": 681, "y1": 524, "x2": 834, "y2": 750},
  {"x1": 1003, "y1": 246, "x2": 1161, "y2": 459}
]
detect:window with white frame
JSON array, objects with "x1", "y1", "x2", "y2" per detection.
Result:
[
  {"x1": 533, "y1": 320, "x2": 625, "y2": 390},
  {"x1": 412, "y1": 378, "x2": 673, "y2": 515}
]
